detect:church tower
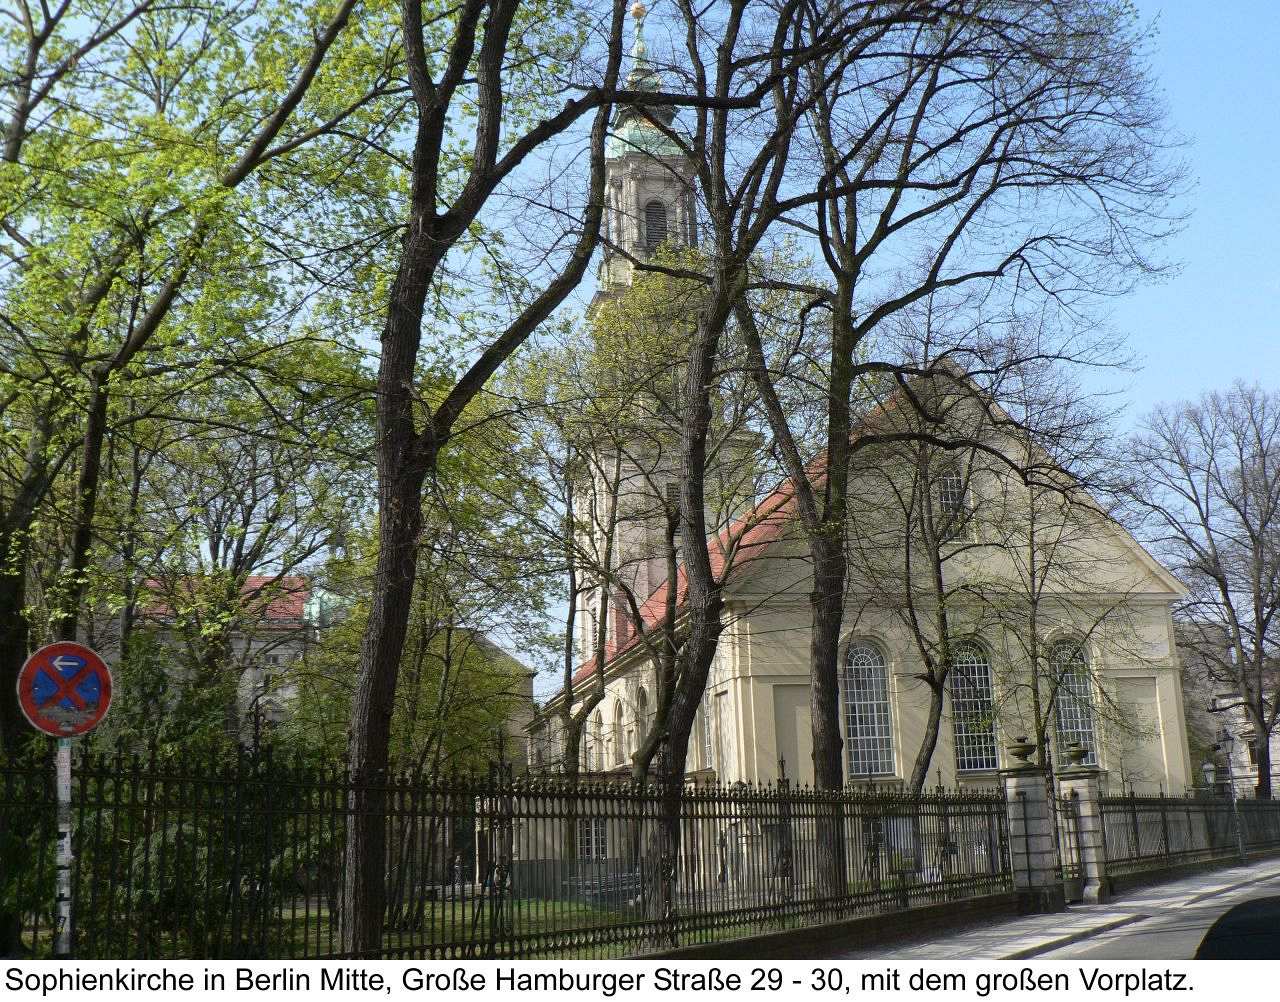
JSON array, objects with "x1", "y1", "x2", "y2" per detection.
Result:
[
  {"x1": 595, "y1": 2, "x2": 697, "y2": 300},
  {"x1": 574, "y1": 4, "x2": 699, "y2": 665}
]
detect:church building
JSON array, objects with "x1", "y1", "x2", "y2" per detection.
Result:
[{"x1": 528, "y1": 6, "x2": 1194, "y2": 796}]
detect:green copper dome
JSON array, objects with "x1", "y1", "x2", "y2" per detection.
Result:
[{"x1": 607, "y1": 2, "x2": 687, "y2": 160}]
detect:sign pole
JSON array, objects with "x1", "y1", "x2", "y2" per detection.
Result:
[
  {"x1": 54, "y1": 736, "x2": 73, "y2": 959},
  {"x1": 16, "y1": 641, "x2": 113, "y2": 960}
]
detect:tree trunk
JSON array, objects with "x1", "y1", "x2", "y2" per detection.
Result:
[
  {"x1": 0, "y1": 567, "x2": 28, "y2": 757},
  {"x1": 53, "y1": 373, "x2": 110, "y2": 641},
  {"x1": 0, "y1": 556, "x2": 31, "y2": 957},
  {"x1": 908, "y1": 682, "x2": 946, "y2": 795},
  {"x1": 1256, "y1": 728, "x2": 1273, "y2": 800},
  {"x1": 640, "y1": 292, "x2": 731, "y2": 943},
  {"x1": 809, "y1": 534, "x2": 848, "y2": 896},
  {"x1": 342, "y1": 448, "x2": 429, "y2": 955}
]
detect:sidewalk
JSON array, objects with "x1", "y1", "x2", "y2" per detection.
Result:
[{"x1": 832, "y1": 857, "x2": 1280, "y2": 960}]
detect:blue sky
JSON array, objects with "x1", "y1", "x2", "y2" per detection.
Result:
[{"x1": 1106, "y1": 2, "x2": 1280, "y2": 423}]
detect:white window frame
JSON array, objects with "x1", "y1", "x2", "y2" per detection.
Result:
[
  {"x1": 936, "y1": 469, "x2": 970, "y2": 542},
  {"x1": 842, "y1": 642, "x2": 895, "y2": 778},
  {"x1": 577, "y1": 817, "x2": 609, "y2": 860},
  {"x1": 1051, "y1": 640, "x2": 1097, "y2": 765},
  {"x1": 950, "y1": 641, "x2": 998, "y2": 772}
]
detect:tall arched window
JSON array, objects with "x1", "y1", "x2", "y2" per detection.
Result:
[
  {"x1": 1052, "y1": 640, "x2": 1097, "y2": 764},
  {"x1": 951, "y1": 641, "x2": 998, "y2": 771},
  {"x1": 636, "y1": 687, "x2": 649, "y2": 745},
  {"x1": 699, "y1": 697, "x2": 713, "y2": 770},
  {"x1": 591, "y1": 712, "x2": 604, "y2": 771},
  {"x1": 644, "y1": 200, "x2": 668, "y2": 252},
  {"x1": 842, "y1": 642, "x2": 894, "y2": 777},
  {"x1": 612, "y1": 700, "x2": 625, "y2": 765}
]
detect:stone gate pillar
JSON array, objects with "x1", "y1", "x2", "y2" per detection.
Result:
[
  {"x1": 1000, "y1": 737, "x2": 1066, "y2": 914},
  {"x1": 1057, "y1": 742, "x2": 1110, "y2": 904}
]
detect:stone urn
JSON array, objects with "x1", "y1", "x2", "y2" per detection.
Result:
[
  {"x1": 1006, "y1": 736, "x2": 1036, "y2": 767},
  {"x1": 1063, "y1": 741, "x2": 1090, "y2": 768}
]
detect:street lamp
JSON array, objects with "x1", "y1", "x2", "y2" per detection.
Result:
[
  {"x1": 1201, "y1": 760, "x2": 1216, "y2": 792},
  {"x1": 1218, "y1": 727, "x2": 1246, "y2": 864}
]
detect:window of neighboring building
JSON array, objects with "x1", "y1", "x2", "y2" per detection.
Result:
[
  {"x1": 843, "y1": 642, "x2": 894, "y2": 777},
  {"x1": 577, "y1": 817, "x2": 609, "y2": 859},
  {"x1": 950, "y1": 641, "x2": 998, "y2": 771},
  {"x1": 1052, "y1": 640, "x2": 1097, "y2": 765},
  {"x1": 644, "y1": 200, "x2": 668, "y2": 253},
  {"x1": 1248, "y1": 741, "x2": 1260, "y2": 768}
]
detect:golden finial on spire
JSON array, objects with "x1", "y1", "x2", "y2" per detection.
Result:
[{"x1": 627, "y1": 0, "x2": 649, "y2": 69}]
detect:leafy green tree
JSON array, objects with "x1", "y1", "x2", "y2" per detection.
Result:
[{"x1": 0, "y1": 0, "x2": 394, "y2": 756}]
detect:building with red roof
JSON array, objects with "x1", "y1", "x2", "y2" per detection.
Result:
[{"x1": 530, "y1": 370, "x2": 1195, "y2": 797}]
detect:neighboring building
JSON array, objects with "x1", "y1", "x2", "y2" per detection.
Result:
[
  {"x1": 117, "y1": 574, "x2": 538, "y2": 749},
  {"x1": 1178, "y1": 621, "x2": 1280, "y2": 795},
  {"x1": 467, "y1": 633, "x2": 538, "y2": 769},
  {"x1": 137, "y1": 574, "x2": 315, "y2": 728},
  {"x1": 526, "y1": 8, "x2": 1194, "y2": 797}
]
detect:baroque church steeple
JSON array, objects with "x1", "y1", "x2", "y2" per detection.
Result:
[
  {"x1": 595, "y1": 2, "x2": 697, "y2": 300},
  {"x1": 571, "y1": 6, "x2": 701, "y2": 666}
]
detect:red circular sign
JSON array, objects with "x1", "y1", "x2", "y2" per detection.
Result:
[{"x1": 17, "y1": 642, "x2": 113, "y2": 737}]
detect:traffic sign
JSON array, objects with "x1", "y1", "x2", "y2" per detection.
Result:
[{"x1": 17, "y1": 642, "x2": 113, "y2": 737}]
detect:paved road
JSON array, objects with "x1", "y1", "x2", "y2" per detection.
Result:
[{"x1": 1038, "y1": 871, "x2": 1280, "y2": 959}]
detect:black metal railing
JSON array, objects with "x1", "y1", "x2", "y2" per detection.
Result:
[
  {"x1": 1055, "y1": 792, "x2": 1081, "y2": 883},
  {"x1": 1099, "y1": 792, "x2": 1280, "y2": 876},
  {"x1": 2, "y1": 749, "x2": 1012, "y2": 960}
]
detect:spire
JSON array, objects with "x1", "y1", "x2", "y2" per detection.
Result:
[
  {"x1": 608, "y1": 1, "x2": 679, "y2": 158},
  {"x1": 626, "y1": 2, "x2": 658, "y2": 90}
]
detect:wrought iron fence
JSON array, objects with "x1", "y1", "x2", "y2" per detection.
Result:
[
  {"x1": 1099, "y1": 792, "x2": 1280, "y2": 876},
  {"x1": 1055, "y1": 792, "x2": 1081, "y2": 886},
  {"x1": 1, "y1": 749, "x2": 1011, "y2": 960}
]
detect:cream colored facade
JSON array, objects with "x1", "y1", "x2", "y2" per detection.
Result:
[
  {"x1": 530, "y1": 10, "x2": 1193, "y2": 797},
  {"x1": 533, "y1": 478, "x2": 1194, "y2": 795}
]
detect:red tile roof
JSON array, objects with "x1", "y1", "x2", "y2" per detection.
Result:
[
  {"x1": 564, "y1": 390, "x2": 915, "y2": 692},
  {"x1": 569, "y1": 463, "x2": 817, "y2": 687},
  {"x1": 141, "y1": 575, "x2": 310, "y2": 623}
]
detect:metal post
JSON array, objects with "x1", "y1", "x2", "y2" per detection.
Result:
[
  {"x1": 1224, "y1": 756, "x2": 1246, "y2": 864},
  {"x1": 54, "y1": 737, "x2": 73, "y2": 959},
  {"x1": 1158, "y1": 793, "x2": 1171, "y2": 862}
]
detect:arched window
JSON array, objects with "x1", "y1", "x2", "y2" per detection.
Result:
[
  {"x1": 1052, "y1": 640, "x2": 1097, "y2": 764},
  {"x1": 950, "y1": 641, "x2": 998, "y2": 771},
  {"x1": 636, "y1": 687, "x2": 649, "y2": 746},
  {"x1": 591, "y1": 712, "x2": 604, "y2": 771},
  {"x1": 644, "y1": 200, "x2": 668, "y2": 253},
  {"x1": 842, "y1": 642, "x2": 894, "y2": 777},
  {"x1": 700, "y1": 698, "x2": 713, "y2": 770},
  {"x1": 612, "y1": 701, "x2": 625, "y2": 765}
]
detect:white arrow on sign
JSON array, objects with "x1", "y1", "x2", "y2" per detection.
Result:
[{"x1": 51, "y1": 655, "x2": 83, "y2": 671}]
